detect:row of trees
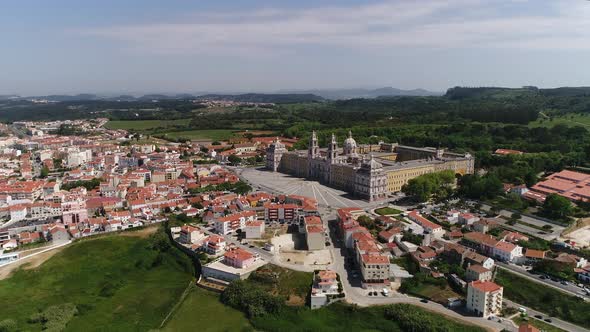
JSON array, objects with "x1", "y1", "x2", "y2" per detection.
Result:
[{"x1": 401, "y1": 170, "x2": 456, "y2": 202}]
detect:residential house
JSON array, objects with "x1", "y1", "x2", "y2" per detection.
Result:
[
  {"x1": 179, "y1": 224, "x2": 203, "y2": 244},
  {"x1": 466, "y1": 264, "x2": 493, "y2": 282},
  {"x1": 310, "y1": 270, "x2": 340, "y2": 309},
  {"x1": 223, "y1": 248, "x2": 255, "y2": 268}
]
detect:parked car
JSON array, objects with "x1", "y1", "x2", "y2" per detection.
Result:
[
  {"x1": 534, "y1": 315, "x2": 543, "y2": 319},
  {"x1": 561, "y1": 280, "x2": 568, "y2": 286},
  {"x1": 420, "y1": 299, "x2": 429, "y2": 303},
  {"x1": 544, "y1": 318, "x2": 552, "y2": 323}
]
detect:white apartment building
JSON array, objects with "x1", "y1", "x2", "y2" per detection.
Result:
[
  {"x1": 467, "y1": 281, "x2": 503, "y2": 318},
  {"x1": 66, "y1": 149, "x2": 92, "y2": 168},
  {"x1": 244, "y1": 220, "x2": 265, "y2": 239},
  {"x1": 492, "y1": 241, "x2": 523, "y2": 263}
]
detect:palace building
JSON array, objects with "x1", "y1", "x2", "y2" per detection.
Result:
[{"x1": 266, "y1": 131, "x2": 474, "y2": 201}]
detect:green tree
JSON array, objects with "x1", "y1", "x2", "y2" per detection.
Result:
[
  {"x1": 228, "y1": 154, "x2": 242, "y2": 165},
  {"x1": 542, "y1": 194, "x2": 573, "y2": 219},
  {"x1": 402, "y1": 170, "x2": 455, "y2": 202},
  {"x1": 39, "y1": 166, "x2": 49, "y2": 178}
]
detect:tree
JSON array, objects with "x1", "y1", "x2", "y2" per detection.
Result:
[
  {"x1": 227, "y1": 154, "x2": 242, "y2": 165},
  {"x1": 357, "y1": 215, "x2": 376, "y2": 230},
  {"x1": 543, "y1": 194, "x2": 572, "y2": 219},
  {"x1": 402, "y1": 170, "x2": 455, "y2": 202},
  {"x1": 39, "y1": 166, "x2": 49, "y2": 178}
]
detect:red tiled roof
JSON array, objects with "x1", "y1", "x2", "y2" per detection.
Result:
[{"x1": 470, "y1": 280, "x2": 502, "y2": 293}]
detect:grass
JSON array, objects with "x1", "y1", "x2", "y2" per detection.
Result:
[
  {"x1": 375, "y1": 207, "x2": 402, "y2": 215},
  {"x1": 410, "y1": 284, "x2": 463, "y2": 304},
  {"x1": 513, "y1": 316, "x2": 567, "y2": 332},
  {"x1": 249, "y1": 264, "x2": 313, "y2": 305},
  {"x1": 251, "y1": 302, "x2": 484, "y2": 332},
  {"x1": 104, "y1": 119, "x2": 190, "y2": 131},
  {"x1": 159, "y1": 129, "x2": 236, "y2": 141},
  {"x1": 162, "y1": 287, "x2": 252, "y2": 332},
  {"x1": 0, "y1": 229, "x2": 194, "y2": 331},
  {"x1": 529, "y1": 113, "x2": 590, "y2": 128},
  {"x1": 252, "y1": 303, "x2": 403, "y2": 332},
  {"x1": 495, "y1": 269, "x2": 590, "y2": 328}
]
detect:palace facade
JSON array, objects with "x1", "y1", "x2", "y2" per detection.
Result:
[{"x1": 266, "y1": 131, "x2": 474, "y2": 201}]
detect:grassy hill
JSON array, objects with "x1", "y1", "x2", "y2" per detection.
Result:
[{"x1": 0, "y1": 227, "x2": 194, "y2": 331}]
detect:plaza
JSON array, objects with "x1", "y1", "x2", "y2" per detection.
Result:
[{"x1": 238, "y1": 167, "x2": 382, "y2": 210}]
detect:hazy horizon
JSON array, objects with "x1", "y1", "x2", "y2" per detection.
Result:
[{"x1": 2, "y1": 0, "x2": 590, "y2": 95}]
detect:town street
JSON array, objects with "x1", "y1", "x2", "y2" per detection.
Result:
[{"x1": 497, "y1": 262, "x2": 588, "y2": 298}]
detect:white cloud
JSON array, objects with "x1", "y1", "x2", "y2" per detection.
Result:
[{"x1": 78, "y1": 0, "x2": 590, "y2": 55}]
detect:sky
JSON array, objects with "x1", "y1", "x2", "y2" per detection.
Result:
[{"x1": 1, "y1": 0, "x2": 590, "y2": 95}]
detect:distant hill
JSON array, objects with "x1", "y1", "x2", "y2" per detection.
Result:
[
  {"x1": 445, "y1": 86, "x2": 590, "y2": 100},
  {"x1": 279, "y1": 87, "x2": 441, "y2": 100},
  {"x1": 195, "y1": 93, "x2": 324, "y2": 103},
  {"x1": 539, "y1": 87, "x2": 590, "y2": 97},
  {"x1": 444, "y1": 86, "x2": 540, "y2": 100},
  {"x1": 0, "y1": 95, "x2": 21, "y2": 101}
]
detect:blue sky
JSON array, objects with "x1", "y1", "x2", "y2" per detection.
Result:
[{"x1": 1, "y1": 0, "x2": 590, "y2": 95}]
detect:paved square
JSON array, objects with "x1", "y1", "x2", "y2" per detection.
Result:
[{"x1": 239, "y1": 167, "x2": 381, "y2": 210}]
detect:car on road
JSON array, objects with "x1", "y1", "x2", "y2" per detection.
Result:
[
  {"x1": 420, "y1": 299, "x2": 428, "y2": 303},
  {"x1": 560, "y1": 280, "x2": 568, "y2": 285},
  {"x1": 544, "y1": 318, "x2": 552, "y2": 323},
  {"x1": 534, "y1": 315, "x2": 543, "y2": 319},
  {"x1": 540, "y1": 275, "x2": 547, "y2": 280}
]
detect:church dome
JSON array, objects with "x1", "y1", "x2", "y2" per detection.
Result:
[{"x1": 343, "y1": 130, "x2": 357, "y2": 155}]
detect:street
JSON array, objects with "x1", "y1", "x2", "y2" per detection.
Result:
[{"x1": 497, "y1": 262, "x2": 589, "y2": 299}]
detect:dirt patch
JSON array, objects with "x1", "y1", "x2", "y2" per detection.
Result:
[
  {"x1": 0, "y1": 245, "x2": 66, "y2": 280},
  {"x1": 119, "y1": 225, "x2": 158, "y2": 238},
  {"x1": 286, "y1": 295, "x2": 305, "y2": 306}
]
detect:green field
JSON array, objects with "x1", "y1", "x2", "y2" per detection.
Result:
[
  {"x1": 375, "y1": 207, "x2": 403, "y2": 216},
  {"x1": 0, "y1": 229, "x2": 194, "y2": 331},
  {"x1": 162, "y1": 287, "x2": 252, "y2": 332},
  {"x1": 104, "y1": 119, "x2": 190, "y2": 131},
  {"x1": 529, "y1": 113, "x2": 590, "y2": 128},
  {"x1": 159, "y1": 129, "x2": 236, "y2": 141},
  {"x1": 496, "y1": 269, "x2": 590, "y2": 328}
]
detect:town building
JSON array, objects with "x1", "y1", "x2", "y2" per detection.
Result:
[
  {"x1": 179, "y1": 224, "x2": 203, "y2": 244},
  {"x1": 310, "y1": 270, "x2": 340, "y2": 309},
  {"x1": 466, "y1": 281, "x2": 503, "y2": 318},
  {"x1": 466, "y1": 264, "x2": 493, "y2": 282},
  {"x1": 244, "y1": 220, "x2": 265, "y2": 239},
  {"x1": 303, "y1": 215, "x2": 325, "y2": 250}
]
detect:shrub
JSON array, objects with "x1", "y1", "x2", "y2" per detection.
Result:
[
  {"x1": 0, "y1": 319, "x2": 17, "y2": 332},
  {"x1": 28, "y1": 303, "x2": 78, "y2": 332}
]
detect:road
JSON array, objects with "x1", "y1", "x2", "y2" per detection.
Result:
[
  {"x1": 503, "y1": 299, "x2": 588, "y2": 332},
  {"x1": 497, "y1": 262, "x2": 589, "y2": 299}
]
